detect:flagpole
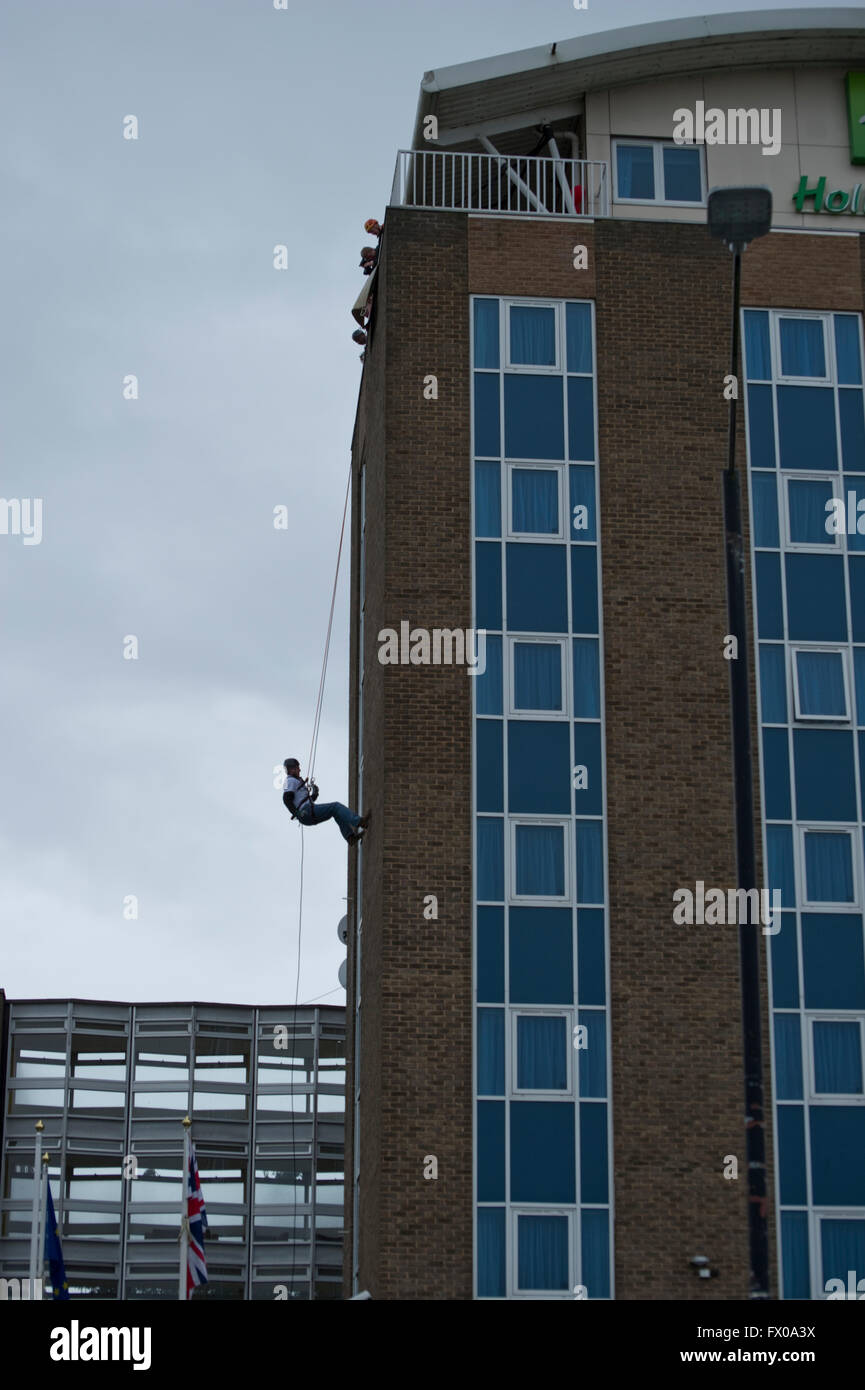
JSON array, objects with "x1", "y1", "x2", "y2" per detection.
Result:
[
  {"x1": 179, "y1": 1115, "x2": 191, "y2": 1301},
  {"x1": 28, "y1": 1120, "x2": 44, "y2": 1282},
  {"x1": 38, "y1": 1152, "x2": 50, "y2": 1285}
]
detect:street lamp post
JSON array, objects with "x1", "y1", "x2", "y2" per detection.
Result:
[{"x1": 707, "y1": 186, "x2": 773, "y2": 1300}]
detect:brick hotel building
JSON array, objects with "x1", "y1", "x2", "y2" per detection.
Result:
[{"x1": 345, "y1": 11, "x2": 865, "y2": 1300}]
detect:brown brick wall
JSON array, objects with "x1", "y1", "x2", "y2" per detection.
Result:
[{"x1": 347, "y1": 208, "x2": 864, "y2": 1300}]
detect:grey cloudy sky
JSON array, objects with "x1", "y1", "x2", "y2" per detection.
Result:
[{"x1": 0, "y1": 0, "x2": 819, "y2": 1005}]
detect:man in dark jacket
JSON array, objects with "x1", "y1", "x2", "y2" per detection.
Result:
[{"x1": 281, "y1": 758, "x2": 369, "y2": 844}]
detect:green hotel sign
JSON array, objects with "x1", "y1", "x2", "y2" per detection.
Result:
[{"x1": 792, "y1": 72, "x2": 865, "y2": 214}]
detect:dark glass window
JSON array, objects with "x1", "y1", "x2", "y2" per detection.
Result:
[
  {"x1": 504, "y1": 375, "x2": 564, "y2": 459},
  {"x1": 509, "y1": 907, "x2": 574, "y2": 1004},
  {"x1": 475, "y1": 542, "x2": 501, "y2": 631},
  {"x1": 752, "y1": 472, "x2": 779, "y2": 547},
  {"x1": 473, "y1": 299, "x2": 499, "y2": 369},
  {"x1": 477, "y1": 1101, "x2": 505, "y2": 1201},
  {"x1": 566, "y1": 304, "x2": 592, "y2": 373},
  {"x1": 785, "y1": 554, "x2": 847, "y2": 641},
  {"x1": 802, "y1": 913, "x2": 865, "y2": 1009},
  {"x1": 477, "y1": 817, "x2": 504, "y2": 901},
  {"x1": 477, "y1": 906, "x2": 504, "y2": 1003},
  {"x1": 770, "y1": 913, "x2": 799, "y2": 1008},
  {"x1": 747, "y1": 385, "x2": 775, "y2": 468},
  {"x1": 474, "y1": 372, "x2": 500, "y2": 457},
  {"x1": 840, "y1": 389, "x2": 865, "y2": 471},
  {"x1": 577, "y1": 909, "x2": 606, "y2": 1005},
  {"x1": 573, "y1": 723, "x2": 603, "y2": 816},
  {"x1": 579, "y1": 1103, "x2": 608, "y2": 1203},
  {"x1": 506, "y1": 543, "x2": 567, "y2": 632},
  {"x1": 510, "y1": 305, "x2": 556, "y2": 367},
  {"x1": 477, "y1": 1208, "x2": 506, "y2": 1297},
  {"x1": 569, "y1": 465, "x2": 596, "y2": 540},
  {"x1": 762, "y1": 729, "x2": 791, "y2": 819},
  {"x1": 476, "y1": 719, "x2": 503, "y2": 812},
  {"x1": 834, "y1": 314, "x2": 862, "y2": 385},
  {"x1": 793, "y1": 730, "x2": 856, "y2": 821},
  {"x1": 662, "y1": 145, "x2": 701, "y2": 201},
  {"x1": 507, "y1": 720, "x2": 571, "y2": 813},
  {"x1": 475, "y1": 460, "x2": 501, "y2": 538},
  {"x1": 773, "y1": 1014, "x2": 803, "y2": 1099},
  {"x1": 810, "y1": 1108, "x2": 865, "y2": 1206},
  {"x1": 616, "y1": 143, "x2": 654, "y2": 199},
  {"x1": 777, "y1": 1105, "x2": 807, "y2": 1204},
  {"x1": 755, "y1": 552, "x2": 783, "y2": 638},
  {"x1": 777, "y1": 386, "x2": 837, "y2": 470},
  {"x1": 571, "y1": 545, "x2": 599, "y2": 634},
  {"x1": 744, "y1": 310, "x2": 771, "y2": 380},
  {"x1": 511, "y1": 1101, "x2": 576, "y2": 1202},
  {"x1": 567, "y1": 377, "x2": 595, "y2": 461}
]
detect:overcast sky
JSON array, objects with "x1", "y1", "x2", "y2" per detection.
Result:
[{"x1": 0, "y1": 0, "x2": 822, "y2": 1006}]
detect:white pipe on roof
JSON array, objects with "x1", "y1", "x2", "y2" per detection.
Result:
[{"x1": 479, "y1": 135, "x2": 545, "y2": 214}]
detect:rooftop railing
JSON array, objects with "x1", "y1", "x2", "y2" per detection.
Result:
[{"x1": 390, "y1": 148, "x2": 609, "y2": 219}]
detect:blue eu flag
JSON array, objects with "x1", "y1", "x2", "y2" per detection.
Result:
[{"x1": 44, "y1": 1183, "x2": 69, "y2": 1299}]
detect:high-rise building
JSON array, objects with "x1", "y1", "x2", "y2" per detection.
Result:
[
  {"x1": 346, "y1": 10, "x2": 865, "y2": 1300},
  {"x1": 0, "y1": 995, "x2": 345, "y2": 1299}
]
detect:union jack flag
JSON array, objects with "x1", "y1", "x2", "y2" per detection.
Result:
[{"x1": 185, "y1": 1144, "x2": 208, "y2": 1299}]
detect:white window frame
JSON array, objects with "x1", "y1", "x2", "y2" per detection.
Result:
[
  {"x1": 511, "y1": 1008, "x2": 573, "y2": 1097},
  {"x1": 504, "y1": 300, "x2": 561, "y2": 374},
  {"x1": 791, "y1": 645, "x2": 851, "y2": 723},
  {"x1": 506, "y1": 461, "x2": 567, "y2": 541},
  {"x1": 774, "y1": 312, "x2": 831, "y2": 385},
  {"x1": 511, "y1": 1207, "x2": 575, "y2": 1299},
  {"x1": 807, "y1": 1016, "x2": 865, "y2": 1101},
  {"x1": 507, "y1": 635, "x2": 568, "y2": 717},
  {"x1": 611, "y1": 137, "x2": 705, "y2": 207},
  {"x1": 509, "y1": 818, "x2": 571, "y2": 905},
  {"x1": 797, "y1": 826, "x2": 860, "y2": 911},
  {"x1": 815, "y1": 1211, "x2": 865, "y2": 1298},
  {"x1": 783, "y1": 473, "x2": 842, "y2": 552}
]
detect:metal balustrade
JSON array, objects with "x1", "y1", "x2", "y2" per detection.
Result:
[{"x1": 390, "y1": 149, "x2": 609, "y2": 219}]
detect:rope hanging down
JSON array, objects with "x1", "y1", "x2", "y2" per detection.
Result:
[{"x1": 306, "y1": 460, "x2": 353, "y2": 784}]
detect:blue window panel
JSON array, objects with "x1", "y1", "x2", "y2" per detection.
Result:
[
  {"x1": 477, "y1": 906, "x2": 504, "y2": 1003},
  {"x1": 802, "y1": 914, "x2": 865, "y2": 1009},
  {"x1": 580, "y1": 1209, "x2": 610, "y2": 1299},
  {"x1": 759, "y1": 645, "x2": 787, "y2": 722},
  {"x1": 747, "y1": 385, "x2": 775, "y2": 468},
  {"x1": 787, "y1": 477, "x2": 834, "y2": 546},
  {"x1": 567, "y1": 377, "x2": 595, "y2": 461},
  {"x1": 785, "y1": 554, "x2": 847, "y2": 641},
  {"x1": 512, "y1": 467, "x2": 559, "y2": 534},
  {"x1": 507, "y1": 721, "x2": 571, "y2": 813},
  {"x1": 504, "y1": 375, "x2": 564, "y2": 459},
  {"x1": 515, "y1": 824, "x2": 565, "y2": 896},
  {"x1": 813, "y1": 1020, "x2": 863, "y2": 1094},
  {"x1": 506, "y1": 543, "x2": 567, "y2": 633},
  {"x1": 578, "y1": 909, "x2": 606, "y2": 1006},
  {"x1": 476, "y1": 635, "x2": 502, "y2": 715},
  {"x1": 662, "y1": 144, "x2": 702, "y2": 201},
  {"x1": 578, "y1": 1010, "x2": 606, "y2": 1098},
  {"x1": 510, "y1": 304, "x2": 556, "y2": 367},
  {"x1": 573, "y1": 723, "x2": 603, "y2": 816},
  {"x1": 795, "y1": 650, "x2": 847, "y2": 718},
  {"x1": 477, "y1": 818, "x2": 504, "y2": 901},
  {"x1": 477, "y1": 1101, "x2": 505, "y2": 1201},
  {"x1": 751, "y1": 472, "x2": 779, "y2": 547},
  {"x1": 571, "y1": 546, "x2": 599, "y2": 634},
  {"x1": 804, "y1": 830, "x2": 854, "y2": 903},
  {"x1": 517, "y1": 1214, "x2": 569, "y2": 1291},
  {"x1": 840, "y1": 390, "x2": 865, "y2": 471},
  {"x1": 755, "y1": 552, "x2": 783, "y2": 638},
  {"x1": 576, "y1": 820, "x2": 604, "y2": 903},
  {"x1": 777, "y1": 1105, "x2": 807, "y2": 1205},
  {"x1": 744, "y1": 310, "x2": 771, "y2": 380},
  {"x1": 777, "y1": 386, "x2": 837, "y2": 470},
  {"x1": 793, "y1": 730, "x2": 856, "y2": 821},
  {"x1": 473, "y1": 299, "x2": 499, "y2": 369},
  {"x1": 810, "y1": 1108, "x2": 865, "y2": 1205},
  {"x1": 475, "y1": 460, "x2": 501, "y2": 538},
  {"x1": 514, "y1": 641, "x2": 562, "y2": 710},
  {"x1": 616, "y1": 143, "x2": 654, "y2": 199},
  {"x1": 771, "y1": 913, "x2": 799, "y2": 1008},
  {"x1": 579, "y1": 1102, "x2": 608, "y2": 1204},
  {"x1": 569, "y1": 464, "x2": 597, "y2": 540},
  {"x1": 767, "y1": 825, "x2": 795, "y2": 908},
  {"x1": 773, "y1": 1014, "x2": 803, "y2": 1100},
  {"x1": 855, "y1": 648, "x2": 865, "y2": 723},
  {"x1": 509, "y1": 907, "x2": 574, "y2": 1005},
  {"x1": 477, "y1": 1208, "x2": 506, "y2": 1297},
  {"x1": 476, "y1": 720, "x2": 503, "y2": 813},
  {"x1": 762, "y1": 729, "x2": 791, "y2": 820},
  {"x1": 474, "y1": 372, "x2": 500, "y2": 457},
  {"x1": 566, "y1": 303, "x2": 592, "y2": 374},
  {"x1": 517, "y1": 1015, "x2": 568, "y2": 1089},
  {"x1": 781, "y1": 1211, "x2": 810, "y2": 1300},
  {"x1": 821, "y1": 1218, "x2": 865, "y2": 1289},
  {"x1": 477, "y1": 1008, "x2": 505, "y2": 1095},
  {"x1": 851, "y1": 559, "x2": 865, "y2": 641},
  {"x1": 475, "y1": 542, "x2": 502, "y2": 631},
  {"x1": 573, "y1": 639, "x2": 601, "y2": 718},
  {"x1": 834, "y1": 314, "x2": 862, "y2": 385},
  {"x1": 511, "y1": 1100, "x2": 576, "y2": 1203},
  {"x1": 779, "y1": 317, "x2": 826, "y2": 378}
]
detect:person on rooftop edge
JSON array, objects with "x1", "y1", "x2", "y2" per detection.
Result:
[{"x1": 282, "y1": 759, "x2": 370, "y2": 845}]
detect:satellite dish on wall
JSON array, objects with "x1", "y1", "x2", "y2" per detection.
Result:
[
  {"x1": 338, "y1": 958, "x2": 347, "y2": 989},
  {"x1": 337, "y1": 915, "x2": 348, "y2": 945}
]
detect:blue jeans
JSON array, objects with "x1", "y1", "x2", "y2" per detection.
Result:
[{"x1": 297, "y1": 800, "x2": 360, "y2": 843}]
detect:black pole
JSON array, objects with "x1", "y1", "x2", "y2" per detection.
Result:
[{"x1": 722, "y1": 247, "x2": 770, "y2": 1298}]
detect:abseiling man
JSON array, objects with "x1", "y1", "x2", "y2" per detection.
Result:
[{"x1": 281, "y1": 758, "x2": 369, "y2": 845}]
